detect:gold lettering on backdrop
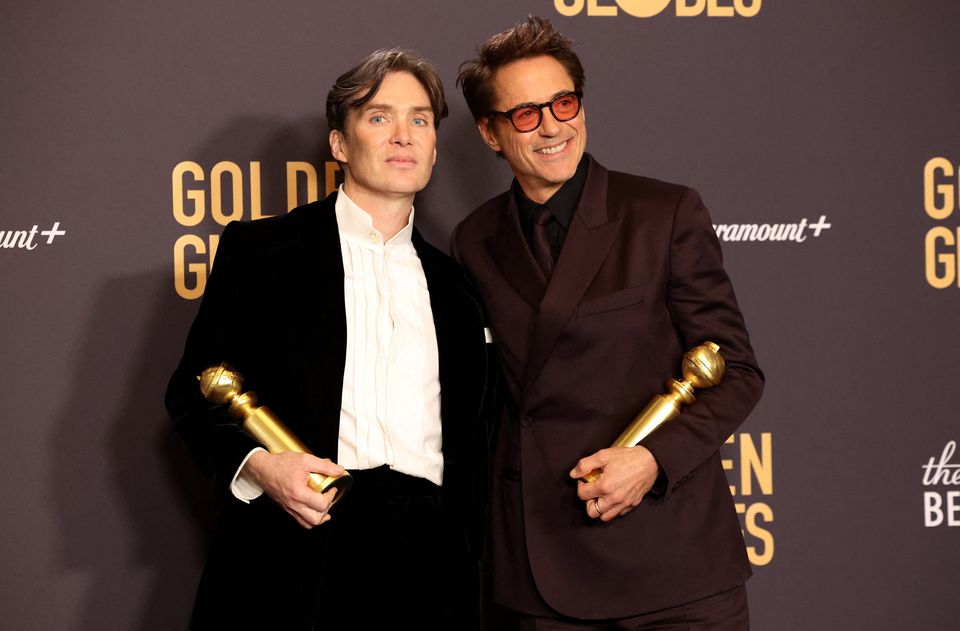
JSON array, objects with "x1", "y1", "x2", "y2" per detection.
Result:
[
  {"x1": 706, "y1": 0, "x2": 734, "y2": 17},
  {"x1": 554, "y1": 0, "x2": 760, "y2": 17},
  {"x1": 923, "y1": 157, "x2": 960, "y2": 288},
  {"x1": 171, "y1": 160, "x2": 342, "y2": 299},
  {"x1": 249, "y1": 162, "x2": 276, "y2": 221},
  {"x1": 210, "y1": 161, "x2": 244, "y2": 225},
  {"x1": 733, "y1": 0, "x2": 761, "y2": 17},
  {"x1": 676, "y1": 0, "x2": 705, "y2": 17},
  {"x1": 555, "y1": 0, "x2": 585, "y2": 16},
  {"x1": 924, "y1": 157, "x2": 955, "y2": 220},
  {"x1": 285, "y1": 161, "x2": 341, "y2": 209},
  {"x1": 925, "y1": 227, "x2": 958, "y2": 288},
  {"x1": 723, "y1": 432, "x2": 774, "y2": 566},
  {"x1": 286, "y1": 162, "x2": 318, "y2": 211},
  {"x1": 175, "y1": 234, "x2": 205, "y2": 300},
  {"x1": 677, "y1": 0, "x2": 762, "y2": 17},
  {"x1": 735, "y1": 502, "x2": 774, "y2": 565},
  {"x1": 739, "y1": 433, "x2": 773, "y2": 495},
  {"x1": 172, "y1": 161, "x2": 205, "y2": 227},
  {"x1": 589, "y1": 0, "x2": 619, "y2": 17},
  {"x1": 173, "y1": 234, "x2": 220, "y2": 300}
]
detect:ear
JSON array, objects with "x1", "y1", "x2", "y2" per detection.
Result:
[
  {"x1": 432, "y1": 145, "x2": 437, "y2": 166},
  {"x1": 477, "y1": 119, "x2": 502, "y2": 153},
  {"x1": 329, "y1": 129, "x2": 347, "y2": 163}
]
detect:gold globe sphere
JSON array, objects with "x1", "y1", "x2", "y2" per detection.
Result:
[{"x1": 198, "y1": 363, "x2": 244, "y2": 405}]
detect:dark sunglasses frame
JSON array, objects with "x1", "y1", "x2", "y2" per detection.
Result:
[{"x1": 487, "y1": 91, "x2": 584, "y2": 133}]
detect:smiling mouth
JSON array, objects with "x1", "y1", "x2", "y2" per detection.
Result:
[{"x1": 535, "y1": 140, "x2": 568, "y2": 155}]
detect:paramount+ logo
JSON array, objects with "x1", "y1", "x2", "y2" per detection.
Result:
[{"x1": 554, "y1": 0, "x2": 761, "y2": 18}]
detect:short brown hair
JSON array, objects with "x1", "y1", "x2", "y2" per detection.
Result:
[
  {"x1": 326, "y1": 48, "x2": 448, "y2": 133},
  {"x1": 458, "y1": 16, "x2": 585, "y2": 122}
]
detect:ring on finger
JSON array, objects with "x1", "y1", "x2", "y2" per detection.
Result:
[{"x1": 593, "y1": 497, "x2": 604, "y2": 515}]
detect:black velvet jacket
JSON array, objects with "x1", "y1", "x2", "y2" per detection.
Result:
[{"x1": 166, "y1": 192, "x2": 498, "y2": 630}]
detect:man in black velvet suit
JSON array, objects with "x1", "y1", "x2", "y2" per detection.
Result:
[{"x1": 166, "y1": 49, "x2": 496, "y2": 631}]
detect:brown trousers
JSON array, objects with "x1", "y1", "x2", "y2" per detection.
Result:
[{"x1": 492, "y1": 585, "x2": 749, "y2": 631}]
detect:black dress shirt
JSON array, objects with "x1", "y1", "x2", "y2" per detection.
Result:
[{"x1": 514, "y1": 155, "x2": 590, "y2": 264}]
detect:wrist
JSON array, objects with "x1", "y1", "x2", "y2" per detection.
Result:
[{"x1": 243, "y1": 449, "x2": 272, "y2": 485}]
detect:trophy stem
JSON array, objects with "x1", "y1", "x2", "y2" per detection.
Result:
[
  {"x1": 242, "y1": 405, "x2": 353, "y2": 501},
  {"x1": 580, "y1": 342, "x2": 724, "y2": 484},
  {"x1": 611, "y1": 388, "x2": 690, "y2": 449}
]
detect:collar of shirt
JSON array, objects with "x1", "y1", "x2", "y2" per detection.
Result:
[
  {"x1": 513, "y1": 154, "x2": 589, "y2": 240},
  {"x1": 334, "y1": 185, "x2": 415, "y2": 248}
]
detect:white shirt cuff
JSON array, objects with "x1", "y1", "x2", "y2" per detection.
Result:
[{"x1": 230, "y1": 447, "x2": 267, "y2": 503}]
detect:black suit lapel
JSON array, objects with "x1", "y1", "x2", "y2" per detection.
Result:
[
  {"x1": 289, "y1": 193, "x2": 347, "y2": 458},
  {"x1": 414, "y1": 230, "x2": 486, "y2": 461}
]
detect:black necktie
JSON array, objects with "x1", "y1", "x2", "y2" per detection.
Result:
[{"x1": 530, "y1": 205, "x2": 554, "y2": 279}]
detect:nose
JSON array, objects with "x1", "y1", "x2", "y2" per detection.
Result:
[
  {"x1": 391, "y1": 120, "x2": 412, "y2": 145},
  {"x1": 538, "y1": 106, "x2": 561, "y2": 136}
]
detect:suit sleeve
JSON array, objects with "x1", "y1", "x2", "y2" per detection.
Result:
[
  {"x1": 640, "y1": 188, "x2": 764, "y2": 498},
  {"x1": 164, "y1": 221, "x2": 261, "y2": 498}
]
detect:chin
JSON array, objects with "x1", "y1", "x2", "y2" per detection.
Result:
[{"x1": 545, "y1": 165, "x2": 577, "y2": 182}]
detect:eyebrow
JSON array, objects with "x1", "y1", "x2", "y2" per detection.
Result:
[{"x1": 362, "y1": 103, "x2": 434, "y2": 115}]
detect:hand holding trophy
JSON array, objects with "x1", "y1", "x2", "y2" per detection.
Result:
[
  {"x1": 581, "y1": 342, "x2": 725, "y2": 483},
  {"x1": 198, "y1": 363, "x2": 353, "y2": 506}
]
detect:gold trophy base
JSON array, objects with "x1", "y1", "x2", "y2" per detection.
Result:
[{"x1": 307, "y1": 471, "x2": 353, "y2": 503}]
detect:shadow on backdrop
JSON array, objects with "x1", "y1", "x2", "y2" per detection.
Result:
[
  {"x1": 51, "y1": 269, "x2": 213, "y2": 631},
  {"x1": 50, "y1": 107, "x2": 505, "y2": 630},
  {"x1": 51, "y1": 116, "x2": 335, "y2": 630}
]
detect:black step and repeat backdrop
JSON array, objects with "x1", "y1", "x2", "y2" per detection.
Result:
[{"x1": 2, "y1": 2, "x2": 958, "y2": 629}]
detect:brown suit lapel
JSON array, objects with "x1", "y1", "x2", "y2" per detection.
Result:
[
  {"x1": 522, "y1": 158, "x2": 621, "y2": 392},
  {"x1": 486, "y1": 192, "x2": 548, "y2": 310}
]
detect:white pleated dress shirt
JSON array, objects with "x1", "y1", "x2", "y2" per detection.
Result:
[{"x1": 231, "y1": 187, "x2": 443, "y2": 501}]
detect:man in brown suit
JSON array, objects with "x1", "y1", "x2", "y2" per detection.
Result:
[{"x1": 453, "y1": 17, "x2": 764, "y2": 630}]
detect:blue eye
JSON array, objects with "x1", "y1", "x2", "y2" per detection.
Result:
[
  {"x1": 370, "y1": 115, "x2": 386, "y2": 124},
  {"x1": 412, "y1": 117, "x2": 428, "y2": 126}
]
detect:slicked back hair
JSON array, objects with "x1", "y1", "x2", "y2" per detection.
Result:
[
  {"x1": 458, "y1": 16, "x2": 585, "y2": 122},
  {"x1": 326, "y1": 48, "x2": 448, "y2": 134}
]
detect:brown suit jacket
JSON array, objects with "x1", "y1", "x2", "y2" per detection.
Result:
[{"x1": 452, "y1": 156, "x2": 764, "y2": 620}]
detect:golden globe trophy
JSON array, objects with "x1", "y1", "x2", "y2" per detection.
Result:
[
  {"x1": 198, "y1": 362, "x2": 352, "y2": 506},
  {"x1": 582, "y1": 342, "x2": 725, "y2": 483}
]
